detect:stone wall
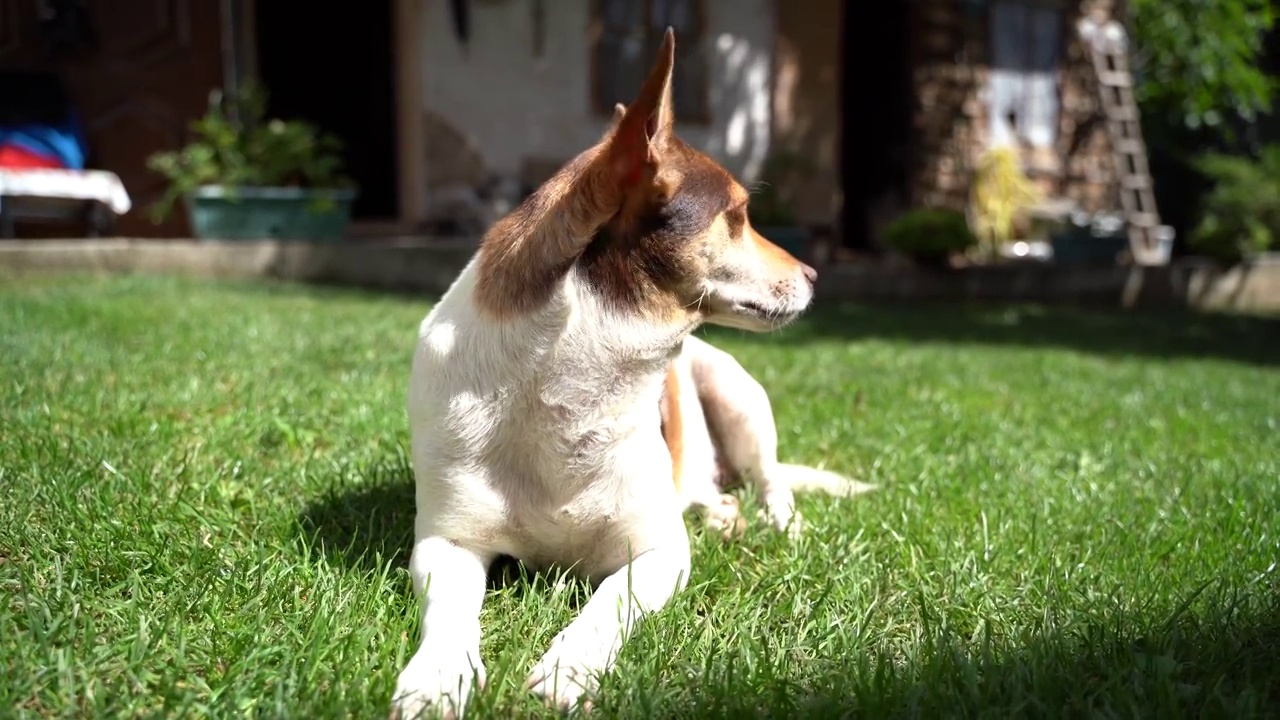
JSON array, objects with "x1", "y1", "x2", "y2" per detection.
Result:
[{"x1": 907, "y1": 0, "x2": 1123, "y2": 214}]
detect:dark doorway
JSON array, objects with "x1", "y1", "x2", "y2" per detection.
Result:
[
  {"x1": 253, "y1": 2, "x2": 399, "y2": 220},
  {"x1": 839, "y1": 0, "x2": 913, "y2": 251}
]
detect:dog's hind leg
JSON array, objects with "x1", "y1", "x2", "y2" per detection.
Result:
[
  {"x1": 663, "y1": 352, "x2": 745, "y2": 539},
  {"x1": 686, "y1": 336, "x2": 873, "y2": 537},
  {"x1": 684, "y1": 334, "x2": 802, "y2": 535},
  {"x1": 391, "y1": 537, "x2": 495, "y2": 720}
]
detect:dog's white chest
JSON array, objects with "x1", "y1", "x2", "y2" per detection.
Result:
[{"x1": 407, "y1": 263, "x2": 678, "y2": 573}]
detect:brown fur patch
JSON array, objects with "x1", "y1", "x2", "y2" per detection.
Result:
[
  {"x1": 658, "y1": 362, "x2": 684, "y2": 494},
  {"x1": 472, "y1": 29, "x2": 684, "y2": 320},
  {"x1": 577, "y1": 139, "x2": 738, "y2": 318},
  {"x1": 473, "y1": 149, "x2": 619, "y2": 319}
]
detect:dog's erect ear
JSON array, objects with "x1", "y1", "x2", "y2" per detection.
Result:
[{"x1": 607, "y1": 27, "x2": 676, "y2": 188}]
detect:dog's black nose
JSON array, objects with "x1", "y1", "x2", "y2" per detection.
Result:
[{"x1": 801, "y1": 263, "x2": 818, "y2": 285}]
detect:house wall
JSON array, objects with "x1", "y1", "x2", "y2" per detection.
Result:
[
  {"x1": 418, "y1": 0, "x2": 775, "y2": 191},
  {"x1": 771, "y1": 0, "x2": 844, "y2": 227},
  {"x1": 908, "y1": 0, "x2": 1122, "y2": 214}
]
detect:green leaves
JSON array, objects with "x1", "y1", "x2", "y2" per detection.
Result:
[
  {"x1": 145, "y1": 82, "x2": 352, "y2": 224},
  {"x1": 1131, "y1": 0, "x2": 1277, "y2": 132}
]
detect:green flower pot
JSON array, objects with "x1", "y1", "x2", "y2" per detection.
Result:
[{"x1": 186, "y1": 185, "x2": 357, "y2": 241}]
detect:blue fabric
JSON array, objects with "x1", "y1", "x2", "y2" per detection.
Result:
[{"x1": 0, "y1": 111, "x2": 87, "y2": 169}]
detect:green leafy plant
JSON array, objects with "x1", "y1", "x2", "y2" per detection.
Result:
[
  {"x1": 1188, "y1": 145, "x2": 1280, "y2": 264},
  {"x1": 882, "y1": 207, "x2": 977, "y2": 265},
  {"x1": 146, "y1": 81, "x2": 351, "y2": 223},
  {"x1": 969, "y1": 146, "x2": 1042, "y2": 257}
]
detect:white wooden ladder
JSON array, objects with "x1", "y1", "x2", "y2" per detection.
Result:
[{"x1": 1078, "y1": 16, "x2": 1173, "y2": 267}]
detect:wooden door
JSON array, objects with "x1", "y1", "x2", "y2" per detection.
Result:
[{"x1": 0, "y1": 0, "x2": 225, "y2": 237}]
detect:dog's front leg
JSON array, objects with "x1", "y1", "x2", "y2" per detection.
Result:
[
  {"x1": 391, "y1": 536, "x2": 493, "y2": 720},
  {"x1": 526, "y1": 538, "x2": 691, "y2": 712}
]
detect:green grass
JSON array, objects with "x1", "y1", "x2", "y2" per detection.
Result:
[{"x1": 2, "y1": 273, "x2": 1278, "y2": 719}]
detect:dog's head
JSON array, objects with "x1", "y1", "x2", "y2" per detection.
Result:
[{"x1": 579, "y1": 29, "x2": 817, "y2": 333}]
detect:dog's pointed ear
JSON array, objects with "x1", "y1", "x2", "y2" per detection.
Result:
[{"x1": 607, "y1": 27, "x2": 676, "y2": 188}]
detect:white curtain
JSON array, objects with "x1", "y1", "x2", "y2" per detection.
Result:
[{"x1": 988, "y1": 0, "x2": 1063, "y2": 150}]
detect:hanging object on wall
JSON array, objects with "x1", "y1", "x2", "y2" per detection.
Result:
[
  {"x1": 531, "y1": 0, "x2": 545, "y2": 58},
  {"x1": 35, "y1": 0, "x2": 98, "y2": 58},
  {"x1": 450, "y1": 0, "x2": 471, "y2": 55}
]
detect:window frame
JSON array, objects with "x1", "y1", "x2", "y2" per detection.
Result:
[{"x1": 588, "y1": 0, "x2": 713, "y2": 126}]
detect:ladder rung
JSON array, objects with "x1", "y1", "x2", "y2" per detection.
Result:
[
  {"x1": 1109, "y1": 122, "x2": 1144, "y2": 139},
  {"x1": 1105, "y1": 106, "x2": 1139, "y2": 122},
  {"x1": 1103, "y1": 53, "x2": 1131, "y2": 71},
  {"x1": 1118, "y1": 153, "x2": 1152, "y2": 173},
  {"x1": 1113, "y1": 139, "x2": 1146, "y2": 155},
  {"x1": 1121, "y1": 175, "x2": 1152, "y2": 190},
  {"x1": 1097, "y1": 71, "x2": 1133, "y2": 87},
  {"x1": 1127, "y1": 212, "x2": 1160, "y2": 227}
]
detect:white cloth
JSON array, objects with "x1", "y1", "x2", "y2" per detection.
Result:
[
  {"x1": 0, "y1": 169, "x2": 132, "y2": 214},
  {"x1": 988, "y1": 0, "x2": 1063, "y2": 149}
]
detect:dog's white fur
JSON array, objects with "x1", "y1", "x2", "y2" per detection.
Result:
[{"x1": 390, "y1": 30, "x2": 870, "y2": 719}]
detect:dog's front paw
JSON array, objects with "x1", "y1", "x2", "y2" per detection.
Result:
[
  {"x1": 390, "y1": 652, "x2": 486, "y2": 720},
  {"x1": 703, "y1": 493, "x2": 747, "y2": 540},
  {"x1": 526, "y1": 641, "x2": 603, "y2": 713}
]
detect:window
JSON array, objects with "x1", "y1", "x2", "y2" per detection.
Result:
[
  {"x1": 591, "y1": 0, "x2": 709, "y2": 123},
  {"x1": 987, "y1": 0, "x2": 1065, "y2": 167}
]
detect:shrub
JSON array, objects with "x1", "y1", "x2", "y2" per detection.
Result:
[
  {"x1": 969, "y1": 146, "x2": 1042, "y2": 255},
  {"x1": 882, "y1": 207, "x2": 977, "y2": 265},
  {"x1": 1188, "y1": 145, "x2": 1280, "y2": 264}
]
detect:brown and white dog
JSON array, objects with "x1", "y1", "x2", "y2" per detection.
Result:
[{"x1": 391, "y1": 30, "x2": 871, "y2": 719}]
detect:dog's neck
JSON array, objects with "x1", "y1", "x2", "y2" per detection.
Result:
[
  {"x1": 560, "y1": 267, "x2": 697, "y2": 372},
  {"x1": 492, "y1": 266, "x2": 699, "y2": 437}
]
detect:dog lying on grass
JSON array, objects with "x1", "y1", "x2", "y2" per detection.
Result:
[{"x1": 391, "y1": 28, "x2": 870, "y2": 719}]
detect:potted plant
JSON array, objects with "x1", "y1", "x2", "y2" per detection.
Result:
[
  {"x1": 882, "y1": 207, "x2": 978, "y2": 269},
  {"x1": 1049, "y1": 210, "x2": 1131, "y2": 265},
  {"x1": 749, "y1": 151, "x2": 817, "y2": 259},
  {"x1": 147, "y1": 82, "x2": 357, "y2": 241}
]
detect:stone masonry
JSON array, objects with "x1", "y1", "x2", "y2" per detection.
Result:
[{"x1": 908, "y1": 0, "x2": 1123, "y2": 214}]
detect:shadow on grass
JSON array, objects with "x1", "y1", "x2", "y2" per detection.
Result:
[
  {"x1": 297, "y1": 456, "x2": 1279, "y2": 716},
  {"x1": 732, "y1": 302, "x2": 1280, "y2": 367},
  {"x1": 300, "y1": 465, "x2": 1280, "y2": 716},
  {"x1": 749, "y1": 591, "x2": 1280, "y2": 718},
  {"x1": 297, "y1": 456, "x2": 416, "y2": 572},
  {"x1": 296, "y1": 456, "x2": 541, "y2": 591}
]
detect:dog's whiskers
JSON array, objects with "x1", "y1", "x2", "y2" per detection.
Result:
[{"x1": 686, "y1": 288, "x2": 710, "y2": 314}]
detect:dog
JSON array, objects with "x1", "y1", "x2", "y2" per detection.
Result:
[{"x1": 391, "y1": 29, "x2": 870, "y2": 719}]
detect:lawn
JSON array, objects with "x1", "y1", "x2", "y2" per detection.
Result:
[{"x1": 2, "y1": 273, "x2": 1278, "y2": 719}]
